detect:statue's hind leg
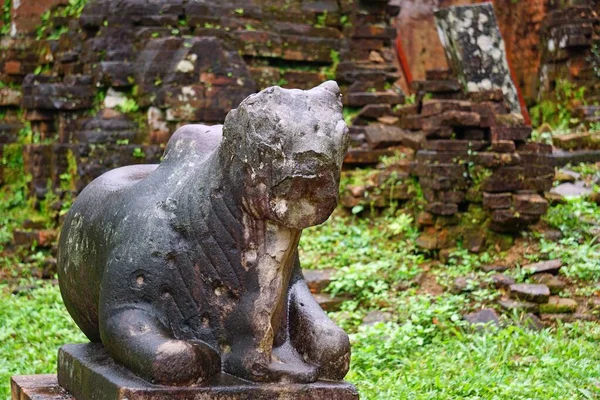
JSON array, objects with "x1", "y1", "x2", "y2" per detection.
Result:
[
  {"x1": 288, "y1": 256, "x2": 351, "y2": 380},
  {"x1": 99, "y1": 307, "x2": 220, "y2": 385}
]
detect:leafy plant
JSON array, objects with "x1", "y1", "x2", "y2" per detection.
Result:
[
  {"x1": 321, "y1": 49, "x2": 340, "y2": 81},
  {"x1": 115, "y1": 98, "x2": 139, "y2": 114},
  {"x1": 132, "y1": 147, "x2": 145, "y2": 159},
  {"x1": 530, "y1": 79, "x2": 586, "y2": 130},
  {"x1": 315, "y1": 11, "x2": 328, "y2": 28},
  {"x1": 1, "y1": 0, "x2": 11, "y2": 36}
]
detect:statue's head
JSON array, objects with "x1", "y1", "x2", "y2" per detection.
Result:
[{"x1": 222, "y1": 81, "x2": 349, "y2": 229}]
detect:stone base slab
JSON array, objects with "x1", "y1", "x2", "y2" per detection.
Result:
[{"x1": 12, "y1": 343, "x2": 358, "y2": 400}]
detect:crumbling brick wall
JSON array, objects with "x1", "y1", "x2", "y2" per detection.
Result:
[{"x1": 0, "y1": 0, "x2": 403, "y2": 201}]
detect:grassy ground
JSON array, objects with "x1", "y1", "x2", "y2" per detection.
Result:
[{"x1": 2, "y1": 169, "x2": 600, "y2": 399}]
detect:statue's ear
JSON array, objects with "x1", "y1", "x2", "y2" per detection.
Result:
[{"x1": 316, "y1": 80, "x2": 340, "y2": 96}]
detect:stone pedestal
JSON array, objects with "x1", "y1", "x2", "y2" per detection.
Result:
[{"x1": 12, "y1": 343, "x2": 359, "y2": 400}]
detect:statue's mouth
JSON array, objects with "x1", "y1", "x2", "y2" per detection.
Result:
[{"x1": 269, "y1": 169, "x2": 340, "y2": 229}]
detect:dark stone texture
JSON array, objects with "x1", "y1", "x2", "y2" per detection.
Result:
[
  {"x1": 57, "y1": 83, "x2": 352, "y2": 387},
  {"x1": 509, "y1": 284, "x2": 551, "y2": 304},
  {"x1": 54, "y1": 344, "x2": 358, "y2": 400},
  {"x1": 498, "y1": 299, "x2": 539, "y2": 313},
  {"x1": 523, "y1": 259, "x2": 563, "y2": 276},
  {"x1": 491, "y1": 274, "x2": 515, "y2": 290},
  {"x1": 481, "y1": 264, "x2": 509, "y2": 273},
  {"x1": 464, "y1": 309, "x2": 500, "y2": 329},
  {"x1": 532, "y1": 274, "x2": 567, "y2": 295}
]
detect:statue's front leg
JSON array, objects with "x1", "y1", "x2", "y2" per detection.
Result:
[
  {"x1": 100, "y1": 306, "x2": 220, "y2": 385},
  {"x1": 288, "y1": 257, "x2": 351, "y2": 380}
]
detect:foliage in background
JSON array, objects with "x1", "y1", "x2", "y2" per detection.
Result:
[
  {"x1": 300, "y1": 211, "x2": 423, "y2": 309},
  {"x1": 530, "y1": 79, "x2": 587, "y2": 132},
  {"x1": 541, "y1": 197, "x2": 600, "y2": 281},
  {"x1": 37, "y1": 0, "x2": 89, "y2": 40},
  {"x1": 1, "y1": 0, "x2": 11, "y2": 36}
]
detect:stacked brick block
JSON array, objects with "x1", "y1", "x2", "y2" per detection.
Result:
[{"x1": 405, "y1": 83, "x2": 554, "y2": 248}]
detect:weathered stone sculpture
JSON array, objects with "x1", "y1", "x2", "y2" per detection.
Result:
[{"x1": 56, "y1": 81, "x2": 356, "y2": 398}]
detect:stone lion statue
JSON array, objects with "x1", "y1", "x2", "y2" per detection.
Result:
[{"x1": 57, "y1": 81, "x2": 351, "y2": 386}]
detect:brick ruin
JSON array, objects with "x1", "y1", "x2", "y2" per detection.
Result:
[
  {"x1": 342, "y1": 70, "x2": 554, "y2": 251},
  {"x1": 0, "y1": 0, "x2": 598, "y2": 255},
  {"x1": 341, "y1": 3, "x2": 555, "y2": 252},
  {"x1": 0, "y1": 0, "x2": 402, "y2": 203}
]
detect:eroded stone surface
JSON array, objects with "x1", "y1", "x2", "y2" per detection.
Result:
[
  {"x1": 57, "y1": 83, "x2": 352, "y2": 387},
  {"x1": 509, "y1": 283, "x2": 550, "y2": 304},
  {"x1": 523, "y1": 259, "x2": 563, "y2": 275},
  {"x1": 464, "y1": 308, "x2": 500, "y2": 329},
  {"x1": 539, "y1": 297, "x2": 578, "y2": 314}
]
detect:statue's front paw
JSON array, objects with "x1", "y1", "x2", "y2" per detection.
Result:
[
  {"x1": 150, "y1": 340, "x2": 221, "y2": 385},
  {"x1": 223, "y1": 342, "x2": 318, "y2": 384},
  {"x1": 295, "y1": 323, "x2": 351, "y2": 380},
  {"x1": 317, "y1": 348, "x2": 351, "y2": 381}
]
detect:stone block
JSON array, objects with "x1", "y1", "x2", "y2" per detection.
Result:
[
  {"x1": 516, "y1": 142, "x2": 553, "y2": 154},
  {"x1": 363, "y1": 124, "x2": 408, "y2": 149},
  {"x1": 344, "y1": 148, "x2": 396, "y2": 165},
  {"x1": 420, "y1": 99, "x2": 471, "y2": 116},
  {"x1": 413, "y1": 163, "x2": 466, "y2": 180},
  {"x1": 303, "y1": 269, "x2": 336, "y2": 294},
  {"x1": 509, "y1": 283, "x2": 550, "y2": 304},
  {"x1": 532, "y1": 274, "x2": 566, "y2": 295},
  {"x1": 490, "y1": 126, "x2": 532, "y2": 142},
  {"x1": 464, "y1": 309, "x2": 500, "y2": 329},
  {"x1": 412, "y1": 80, "x2": 461, "y2": 93},
  {"x1": 423, "y1": 188, "x2": 466, "y2": 204},
  {"x1": 539, "y1": 297, "x2": 578, "y2": 314},
  {"x1": 434, "y1": 3, "x2": 522, "y2": 113},
  {"x1": 482, "y1": 192, "x2": 512, "y2": 209},
  {"x1": 490, "y1": 140, "x2": 516, "y2": 153},
  {"x1": 513, "y1": 194, "x2": 548, "y2": 215},
  {"x1": 346, "y1": 91, "x2": 404, "y2": 107},
  {"x1": 491, "y1": 274, "x2": 515, "y2": 289},
  {"x1": 425, "y1": 69, "x2": 453, "y2": 80},
  {"x1": 523, "y1": 259, "x2": 563, "y2": 276},
  {"x1": 421, "y1": 140, "x2": 488, "y2": 152},
  {"x1": 468, "y1": 89, "x2": 505, "y2": 103},
  {"x1": 481, "y1": 166, "x2": 525, "y2": 193},
  {"x1": 473, "y1": 152, "x2": 521, "y2": 168},
  {"x1": 426, "y1": 202, "x2": 459, "y2": 216},
  {"x1": 9, "y1": 346, "x2": 358, "y2": 400},
  {"x1": 498, "y1": 299, "x2": 539, "y2": 313}
]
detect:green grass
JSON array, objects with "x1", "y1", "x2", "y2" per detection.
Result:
[
  {"x1": 0, "y1": 282, "x2": 86, "y2": 399},
  {"x1": 350, "y1": 321, "x2": 600, "y2": 399},
  {"x1": 2, "y1": 169, "x2": 600, "y2": 399},
  {"x1": 3, "y1": 281, "x2": 600, "y2": 399}
]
